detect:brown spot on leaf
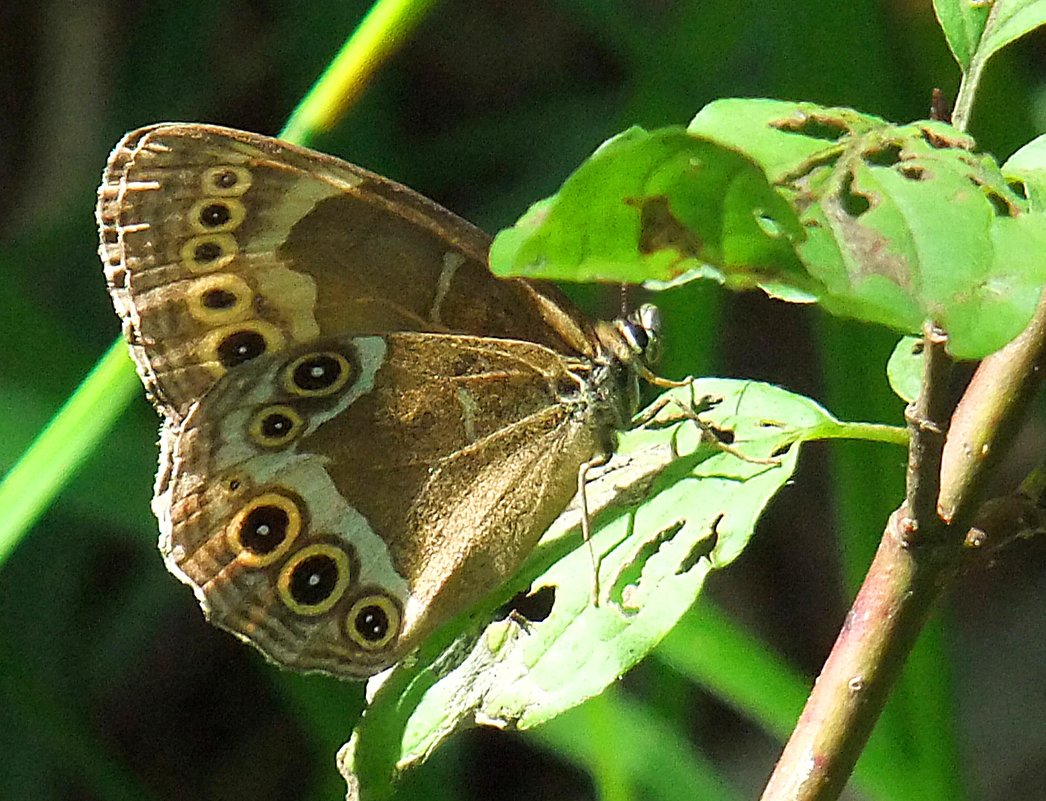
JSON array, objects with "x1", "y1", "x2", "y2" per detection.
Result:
[
  {"x1": 864, "y1": 143, "x2": 902, "y2": 168},
  {"x1": 919, "y1": 125, "x2": 970, "y2": 150},
  {"x1": 771, "y1": 113, "x2": 849, "y2": 142},
  {"x1": 630, "y1": 195, "x2": 704, "y2": 259}
]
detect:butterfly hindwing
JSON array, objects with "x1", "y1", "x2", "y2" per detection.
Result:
[{"x1": 160, "y1": 334, "x2": 603, "y2": 677}]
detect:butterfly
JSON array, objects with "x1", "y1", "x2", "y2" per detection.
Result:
[{"x1": 97, "y1": 124, "x2": 660, "y2": 678}]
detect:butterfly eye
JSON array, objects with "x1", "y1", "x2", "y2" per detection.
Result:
[
  {"x1": 190, "y1": 197, "x2": 245, "y2": 233},
  {"x1": 249, "y1": 405, "x2": 304, "y2": 447},
  {"x1": 278, "y1": 544, "x2": 353, "y2": 616},
  {"x1": 201, "y1": 165, "x2": 252, "y2": 196},
  {"x1": 284, "y1": 351, "x2": 353, "y2": 397},
  {"x1": 345, "y1": 594, "x2": 401, "y2": 650},
  {"x1": 227, "y1": 492, "x2": 301, "y2": 566}
]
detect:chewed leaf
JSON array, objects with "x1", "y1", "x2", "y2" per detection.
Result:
[
  {"x1": 1003, "y1": 134, "x2": 1046, "y2": 212},
  {"x1": 689, "y1": 99, "x2": 1046, "y2": 359},
  {"x1": 494, "y1": 100, "x2": 1046, "y2": 361},
  {"x1": 340, "y1": 379, "x2": 837, "y2": 800}
]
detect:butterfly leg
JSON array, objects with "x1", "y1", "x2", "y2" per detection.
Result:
[
  {"x1": 578, "y1": 453, "x2": 611, "y2": 606},
  {"x1": 636, "y1": 390, "x2": 780, "y2": 466}
]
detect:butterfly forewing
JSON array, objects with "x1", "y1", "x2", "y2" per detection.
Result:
[{"x1": 97, "y1": 124, "x2": 594, "y2": 422}]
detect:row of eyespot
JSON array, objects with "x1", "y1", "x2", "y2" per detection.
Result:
[
  {"x1": 177, "y1": 170, "x2": 396, "y2": 649},
  {"x1": 227, "y1": 491, "x2": 401, "y2": 651},
  {"x1": 244, "y1": 351, "x2": 356, "y2": 447},
  {"x1": 174, "y1": 165, "x2": 282, "y2": 372}
]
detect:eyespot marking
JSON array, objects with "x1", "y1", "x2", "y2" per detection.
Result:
[
  {"x1": 227, "y1": 492, "x2": 301, "y2": 567},
  {"x1": 345, "y1": 594, "x2": 400, "y2": 650},
  {"x1": 185, "y1": 273, "x2": 252, "y2": 324},
  {"x1": 182, "y1": 233, "x2": 238, "y2": 272},
  {"x1": 217, "y1": 330, "x2": 267, "y2": 366},
  {"x1": 278, "y1": 544, "x2": 353, "y2": 616},
  {"x1": 200, "y1": 321, "x2": 284, "y2": 372},
  {"x1": 248, "y1": 404, "x2": 304, "y2": 448},
  {"x1": 190, "y1": 197, "x2": 245, "y2": 233},
  {"x1": 202, "y1": 165, "x2": 252, "y2": 196},
  {"x1": 283, "y1": 351, "x2": 353, "y2": 397}
]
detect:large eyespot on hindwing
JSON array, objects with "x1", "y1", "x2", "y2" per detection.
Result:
[
  {"x1": 248, "y1": 404, "x2": 304, "y2": 448},
  {"x1": 282, "y1": 351, "x2": 353, "y2": 397},
  {"x1": 345, "y1": 593, "x2": 401, "y2": 651},
  {"x1": 227, "y1": 492, "x2": 302, "y2": 567},
  {"x1": 277, "y1": 544, "x2": 354, "y2": 616},
  {"x1": 200, "y1": 321, "x2": 285, "y2": 371}
]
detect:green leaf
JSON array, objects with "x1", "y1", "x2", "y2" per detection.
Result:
[
  {"x1": 978, "y1": 0, "x2": 1046, "y2": 67},
  {"x1": 1003, "y1": 133, "x2": 1046, "y2": 212},
  {"x1": 934, "y1": 0, "x2": 1046, "y2": 74},
  {"x1": 339, "y1": 379, "x2": 840, "y2": 800},
  {"x1": 932, "y1": 0, "x2": 991, "y2": 70},
  {"x1": 887, "y1": 335, "x2": 924, "y2": 404},
  {"x1": 489, "y1": 126, "x2": 808, "y2": 290},
  {"x1": 689, "y1": 99, "x2": 1046, "y2": 359}
]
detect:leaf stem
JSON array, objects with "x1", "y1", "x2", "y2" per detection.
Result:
[{"x1": 950, "y1": 0, "x2": 1004, "y2": 132}]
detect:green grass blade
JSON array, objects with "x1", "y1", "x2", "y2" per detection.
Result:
[
  {"x1": 0, "y1": 340, "x2": 138, "y2": 566},
  {"x1": 280, "y1": 0, "x2": 439, "y2": 146},
  {"x1": 527, "y1": 687, "x2": 745, "y2": 801}
]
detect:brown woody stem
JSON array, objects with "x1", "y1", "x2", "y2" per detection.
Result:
[{"x1": 761, "y1": 291, "x2": 1046, "y2": 801}]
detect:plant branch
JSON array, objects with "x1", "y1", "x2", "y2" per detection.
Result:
[
  {"x1": 950, "y1": 0, "x2": 1004, "y2": 133},
  {"x1": 762, "y1": 289, "x2": 1046, "y2": 800},
  {"x1": 902, "y1": 322, "x2": 952, "y2": 544},
  {"x1": 939, "y1": 290, "x2": 1046, "y2": 523}
]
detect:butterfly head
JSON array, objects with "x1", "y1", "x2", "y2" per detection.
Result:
[{"x1": 618, "y1": 303, "x2": 662, "y2": 367}]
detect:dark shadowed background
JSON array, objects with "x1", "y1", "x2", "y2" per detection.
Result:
[{"x1": 1, "y1": 1, "x2": 1044, "y2": 800}]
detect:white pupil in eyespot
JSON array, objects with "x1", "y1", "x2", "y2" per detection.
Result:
[
  {"x1": 309, "y1": 366, "x2": 325, "y2": 378},
  {"x1": 308, "y1": 573, "x2": 320, "y2": 587},
  {"x1": 256, "y1": 524, "x2": 271, "y2": 536}
]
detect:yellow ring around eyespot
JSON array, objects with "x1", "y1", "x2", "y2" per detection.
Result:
[
  {"x1": 282, "y1": 351, "x2": 353, "y2": 397},
  {"x1": 199, "y1": 320, "x2": 285, "y2": 376},
  {"x1": 201, "y1": 165, "x2": 252, "y2": 197},
  {"x1": 185, "y1": 273, "x2": 253, "y2": 325},
  {"x1": 189, "y1": 197, "x2": 246, "y2": 234},
  {"x1": 345, "y1": 594, "x2": 401, "y2": 651},
  {"x1": 181, "y1": 233, "x2": 238, "y2": 273},
  {"x1": 248, "y1": 404, "x2": 304, "y2": 448},
  {"x1": 227, "y1": 492, "x2": 302, "y2": 567},
  {"x1": 277, "y1": 544, "x2": 353, "y2": 616}
]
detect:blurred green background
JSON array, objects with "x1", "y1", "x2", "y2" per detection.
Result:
[{"x1": 1, "y1": 1, "x2": 1044, "y2": 800}]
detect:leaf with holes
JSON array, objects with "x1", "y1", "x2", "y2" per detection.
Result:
[
  {"x1": 689, "y1": 98, "x2": 1046, "y2": 359},
  {"x1": 339, "y1": 379, "x2": 836, "y2": 800}
]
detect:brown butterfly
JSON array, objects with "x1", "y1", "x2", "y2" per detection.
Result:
[{"x1": 97, "y1": 124, "x2": 660, "y2": 678}]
